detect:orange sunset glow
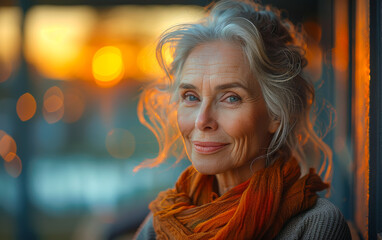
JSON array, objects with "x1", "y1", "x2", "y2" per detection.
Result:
[
  {"x1": 137, "y1": 43, "x2": 173, "y2": 80},
  {"x1": 92, "y1": 46, "x2": 125, "y2": 87},
  {"x1": 0, "y1": 7, "x2": 20, "y2": 83},
  {"x1": 21, "y1": 5, "x2": 203, "y2": 83},
  {"x1": 24, "y1": 6, "x2": 96, "y2": 80}
]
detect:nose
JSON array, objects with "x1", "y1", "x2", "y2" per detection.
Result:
[{"x1": 195, "y1": 101, "x2": 218, "y2": 131}]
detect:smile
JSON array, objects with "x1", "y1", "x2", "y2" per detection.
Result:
[{"x1": 192, "y1": 141, "x2": 229, "y2": 154}]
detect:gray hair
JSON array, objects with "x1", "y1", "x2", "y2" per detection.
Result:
[{"x1": 136, "y1": 0, "x2": 332, "y2": 180}]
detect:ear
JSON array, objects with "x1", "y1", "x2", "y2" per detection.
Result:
[{"x1": 268, "y1": 118, "x2": 280, "y2": 134}]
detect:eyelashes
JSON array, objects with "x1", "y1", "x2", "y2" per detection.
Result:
[
  {"x1": 182, "y1": 92, "x2": 199, "y2": 102},
  {"x1": 180, "y1": 91, "x2": 242, "y2": 105},
  {"x1": 224, "y1": 95, "x2": 242, "y2": 103}
]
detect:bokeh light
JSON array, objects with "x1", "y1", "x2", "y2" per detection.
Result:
[
  {"x1": 105, "y1": 128, "x2": 135, "y2": 159},
  {"x1": 43, "y1": 86, "x2": 64, "y2": 124},
  {"x1": 43, "y1": 105, "x2": 64, "y2": 124},
  {"x1": 16, "y1": 92, "x2": 37, "y2": 121},
  {"x1": 4, "y1": 152, "x2": 16, "y2": 163},
  {"x1": 137, "y1": 43, "x2": 173, "y2": 80},
  {"x1": 0, "y1": 130, "x2": 17, "y2": 162},
  {"x1": 44, "y1": 95, "x2": 63, "y2": 113},
  {"x1": 0, "y1": 7, "x2": 21, "y2": 83},
  {"x1": 23, "y1": 5, "x2": 203, "y2": 83},
  {"x1": 25, "y1": 6, "x2": 96, "y2": 80},
  {"x1": 4, "y1": 154, "x2": 22, "y2": 178},
  {"x1": 63, "y1": 88, "x2": 86, "y2": 123},
  {"x1": 92, "y1": 46, "x2": 124, "y2": 87}
]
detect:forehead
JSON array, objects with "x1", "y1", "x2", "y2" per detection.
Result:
[{"x1": 179, "y1": 41, "x2": 253, "y2": 87}]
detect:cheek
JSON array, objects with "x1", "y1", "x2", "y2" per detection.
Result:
[
  {"x1": 177, "y1": 106, "x2": 195, "y2": 138},
  {"x1": 220, "y1": 110, "x2": 257, "y2": 138},
  {"x1": 235, "y1": 115, "x2": 269, "y2": 143},
  {"x1": 227, "y1": 119, "x2": 252, "y2": 155},
  {"x1": 177, "y1": 107, "x2": 196, "y2": 161},
  {"x1": 225, "y1": 109, "x2": 270, "y2": 158}
]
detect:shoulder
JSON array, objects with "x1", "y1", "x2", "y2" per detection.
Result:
[
  {"x1": 275, "y1": 198, "x2": 352, "y2": 240},
  {"x1": 133, "y1": 213, "x2": 156, "y2": 240}
]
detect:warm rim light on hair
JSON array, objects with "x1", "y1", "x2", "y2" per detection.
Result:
[{"x1": 133, "y1": 88, "x2": 184, "y2": 172}]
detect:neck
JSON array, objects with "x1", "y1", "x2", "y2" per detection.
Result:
[{"x1": 215, "y1": 158, "x2": 266, "y2": 195}]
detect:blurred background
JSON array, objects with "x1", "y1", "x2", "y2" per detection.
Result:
[{"x1": 0, "y1": 0, "x2": 374, "y2": 239}]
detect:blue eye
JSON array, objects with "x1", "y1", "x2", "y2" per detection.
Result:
[
  {"x1": 226, "y1": 96, "x2": 241, "y2": 103},
  {"x1": 184, "y1": 93, "x2": 199, "y2": 102}
]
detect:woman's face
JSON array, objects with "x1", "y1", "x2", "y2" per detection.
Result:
[{"x1": 176, "y1": 41, "x2": 279, "y2": 175}]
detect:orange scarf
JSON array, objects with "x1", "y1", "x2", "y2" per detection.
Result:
[{"x1": 149, "y1": 157, "x2": 329, "y2": 240}]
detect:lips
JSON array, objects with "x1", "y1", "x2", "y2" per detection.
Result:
[{"x1": 192, "y1": 141, "x2": 229, "y2": 154}]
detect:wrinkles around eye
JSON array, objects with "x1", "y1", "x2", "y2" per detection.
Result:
[
  {"x1": 181, "y1": 91, "x2": 199, "y2": 103},
  {"x1": 181, "y1": 91, "x2": 246, "y2": 107},
  {"x1": 222, "y1": 93, "x2": 242, "y2": 104}
]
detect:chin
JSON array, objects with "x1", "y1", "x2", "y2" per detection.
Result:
[
  {"x1": 192, "y1": 165, "x2": 217, "y2": 175},
  {"x1": 190, "y1": 154, "x2": 226, "y2": 175}
]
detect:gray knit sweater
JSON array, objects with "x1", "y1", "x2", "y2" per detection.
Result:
[{"x1": 134, "y1": 198, "x2": 351, "y2": 239}]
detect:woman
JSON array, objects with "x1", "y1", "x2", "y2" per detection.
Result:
[{"x1": 134, "y1": 0, "x2": 351, "y2": 239}]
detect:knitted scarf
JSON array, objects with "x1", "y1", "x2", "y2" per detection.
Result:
[{"x1": 149, "y1": 157, "x2": 329, "y2": 240}]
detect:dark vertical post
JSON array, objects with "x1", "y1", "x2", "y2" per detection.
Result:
[
  {"x1": 369, "y1": 0, "x2": 382, "y2": 239},
  {"x1": 14, "y1": 0, "x2": 37, "y2": 239},
  {"x1": 348, "y1": 0, "x2": 356, "y2": 224}
]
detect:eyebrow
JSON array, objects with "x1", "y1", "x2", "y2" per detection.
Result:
[{"x1": 179, "y1": 82, "x2": 249, "y2": 91}]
